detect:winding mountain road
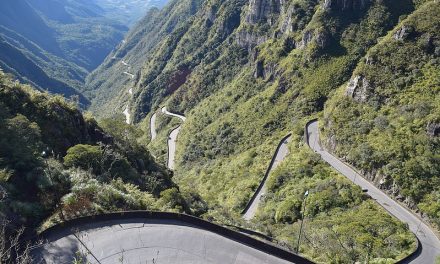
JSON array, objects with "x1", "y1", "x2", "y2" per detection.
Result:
[
  {"x1": 161, "y1": 107, "x2": 186, "y2": 170},
  {"x1": 150, "y1": 112, "x2": 157, "y2": 140},
  {"x1": 243, "y1": 135, "x2": 292, "y2": 220},
  {"x1": 306, "y1": 120, "x2": 440, "y2": 263},
  {"x1": 35, "y1": 218, "x2": 299, "y2": 264},
  {"x1": 122, "y1": 87, "x2": 134, "y2": 124},
  {"x1": 123, "y1": 72, "x2": 135, "y2": 79}
]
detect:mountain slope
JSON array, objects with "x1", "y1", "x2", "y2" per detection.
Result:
[
  {"x1": 0, "y1": 0, "x2": 169, "y2": 106},
  {"x1": 0, "y1": 69, "x2": 186, "y2": 244},
  {"x1": 85, "y1": 0, "x2": 439, "y2": 262},
  {"x1": 322, "y1": 1, "x2": 440, "y2": 226},
  {"x1": 94, "y1": 0, "x2": 169, "y2": 26},
  {"x1": 85, "y1": 0, "x2": 204, "y2": 115}
]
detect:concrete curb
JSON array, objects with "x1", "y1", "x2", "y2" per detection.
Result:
[
  {"x1": 38, "y1": 211, "x2": 314, "y2": 264},
  {"x1": 304, "y1": 119, "x2": 421, "y2": 263},
  {"x1": 162, "y1": 107, "x2": 185, "y2": 170},
  {"x1": 242, "y1": 133, "x2": 292, "y2": 215}
]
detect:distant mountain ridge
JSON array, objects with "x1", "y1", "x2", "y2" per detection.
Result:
[{"x1": 0, "y1": 0, "x2": 168, "y2": 106}]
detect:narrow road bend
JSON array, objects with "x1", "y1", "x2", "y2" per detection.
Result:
[
  {"x1": 35, "y1": 219, "x2": 297, "y2": 264},
  {"x1": 306, "y1": 120, "x2": 440, "y2": 263},
  {"x1": 161, "y1": 107, "x2": 186, "y2": 170},
  {"x1": 150, "y1": 112, "x2": 157, "y2": 140},
  {"x1": 243, "y1": 135, "x2": 292, "y2": 220}
]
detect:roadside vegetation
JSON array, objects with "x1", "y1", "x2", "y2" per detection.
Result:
[
  {"x1": 0, "y1": 71, "x2": 188, "y2": 262},
  {"x1": 139, "y1": 109, "x2": 182, "y2": 166},
  {"x1": 322, "y1": 1, "x2": 440, "y2": 228}
]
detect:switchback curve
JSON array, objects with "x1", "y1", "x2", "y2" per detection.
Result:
[
  {"x1": 33, "y1": 211, "x2": 314, "y2": 264},
  {"x1": 161, "y1": 107, "x2": 185, "y2": 170},
  {"x1": 305, "y1": 120, "x2": 440, "y2": 264},
  {"x1": 242, "y1": 134, "x2": 292, "y2": 220}
]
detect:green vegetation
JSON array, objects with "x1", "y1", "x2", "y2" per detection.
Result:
[
  {"x1": 84, "y1": 0, "x2": 436, "y2": 262},
  {"x1": 0, "y1": 0, "x2": 434, "y2": 262},
  {"x1": 322, "y1": 2, "x2": 440, "y2": 227},
  {"x1": 139, "y1": 110, "x2": 182, "y2": 165},
  {"x1": 256, "y1": 141, "x2": 415, "y2": 263},
  {"x1": 0, "y1": 0, "x2": 167, "y2": 105},
  {"x1": 0, "y1": 71, "x2": 187, "y2": 257}
]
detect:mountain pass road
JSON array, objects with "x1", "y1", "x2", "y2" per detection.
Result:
[{"x1": 306, "y1": 120, "x2": 440, "y2": 264}]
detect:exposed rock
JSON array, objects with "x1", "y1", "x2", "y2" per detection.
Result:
[
  {"x1": 427, "y1": 122, "x2": 440, "y2": 137},
  {"x1": 282, "y1": 36, "x2": 296, "y2": 52},
  {"x1": 235, "y1": 30, "x2": 268, "y2": 49},
  {"x1": 254, "y1": 60, "x2": 264, "y2": 78},
  {"x1": 279, "y1": 4, "x2": 295, "y2": 34},
  {"x1": 393, "y1": 25, "x2": 415, "y2": 41},
  {"x1": 326, "y1": 134, "x2": 337, "y2": 152},
  {"x1": 345, "y1": 75, "x2": 373, "y2": 102},
  {"x1": 204, "y1": 6, "x2": 216, "y2": 27},
  {"x1": 245, "y1": 0, "x2": 281, "y2": 24},
  {"x1": 299, "y1": 29, "x2": 329, "y2": 49},
  {"x1": 206, "y1": 6, "x2": 216, "y2": 24},
  {"x1": 365, "y1": 55, "x2": 375, "y2": 65},
  {"x1": 263, "y1": 62, "x2": 277, "y2": 80},
  {"x1": 435, "y1": 47, "x2": 440, "y2": 57},
  {"x1": 323, "y1": 0, "x2": 369, "y2": 11},
  {"x1": 300, "y1": 30, "x2": 314, "y2": 48},
  {"x1": 253, "y1": 60, "x2": 278, "y2": 80}
]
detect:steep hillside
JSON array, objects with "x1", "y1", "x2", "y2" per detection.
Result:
[
  {"x1": 85, "y1": 0, "x2": 204, "y2": 115},
  {"x1": 85, "y1": 0, "x2": 439, "y2": 262},
  {"x1": 322, "y1": 1, "x2": 440, "y2": 226},
  {"x1": 95, "y1": 0, "x2": 169, "y2": 26},
  {"x1": 0, "y1": 0, "x2": 168, "y2": 106},
  {"x1": 0, "y1": 70, "x2": 188, "y2": 255}
]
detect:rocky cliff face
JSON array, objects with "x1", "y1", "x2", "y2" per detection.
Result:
[
  {"x1": 345, "y1": 75, "x2": 372, "y2": 102},
  {"x1": 245, "y1": 0, "x2": 281, "y2": 24}
]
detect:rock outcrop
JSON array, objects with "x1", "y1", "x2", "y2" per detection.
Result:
[
  {"x1": 393, "y1": 25, "x2": 415, "y2": 41},
  {"x1": 245, "y1": 0, "x2": 281, "y2": 25},
  {"x1": 345, "y1": 75, "x2": 373, "y2": 102},
  {"x1": 427, "y1": 122, "x2": 440, "y2": 137},
  {"x1": 298, "y1": 29, "x2": 329, "y2": 49},
  {"x1": 236, "y1": 30, "x2": 268, "y2": 49},
  {"x1": 254, "y1": 60, "x2": 278, "y2": 80}
]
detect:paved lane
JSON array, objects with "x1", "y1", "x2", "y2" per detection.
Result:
[
  {"x1": 150, "y1": 112, "x2": 157, "y2": 140},
  {"x1": 161, "y1": 107, "x2": 185, "y2": 170},
  {"x1": 243, "y1": 135, "x2": 292, "y2": 220},
  {"x1": 35, "y1": 219, "x2": 297, "y2": 264},
  {"x1": 306, "y1": 120, "x2": 440, "y2": 263}
]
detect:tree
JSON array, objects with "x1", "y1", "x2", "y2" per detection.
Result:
[
  {"x1": 0, "y1": 114, "x2": 41, "y2": 171},
  {"x1": 64, "y1": 144, "x2": 102, "y2": 173}
]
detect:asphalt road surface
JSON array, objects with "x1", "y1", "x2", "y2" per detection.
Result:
[
  {"x1": 161, "y1": 107, "x2": 186, "y2": 170},
  {"x1": 243, "y1": 135, "x2": 292, "y2": 220},
  {"x1": 306, "y1": 120, "x2": 440, "y2": 263},
  {"x1": 123, "y1": 72, "x2": 135, "y2": 79},
  {"x1": 34, "y1": 219, "x2": 295, "y2": 264},
  {"x1": 150, "y1": 112, "x2": 157, "y2": 140}
]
